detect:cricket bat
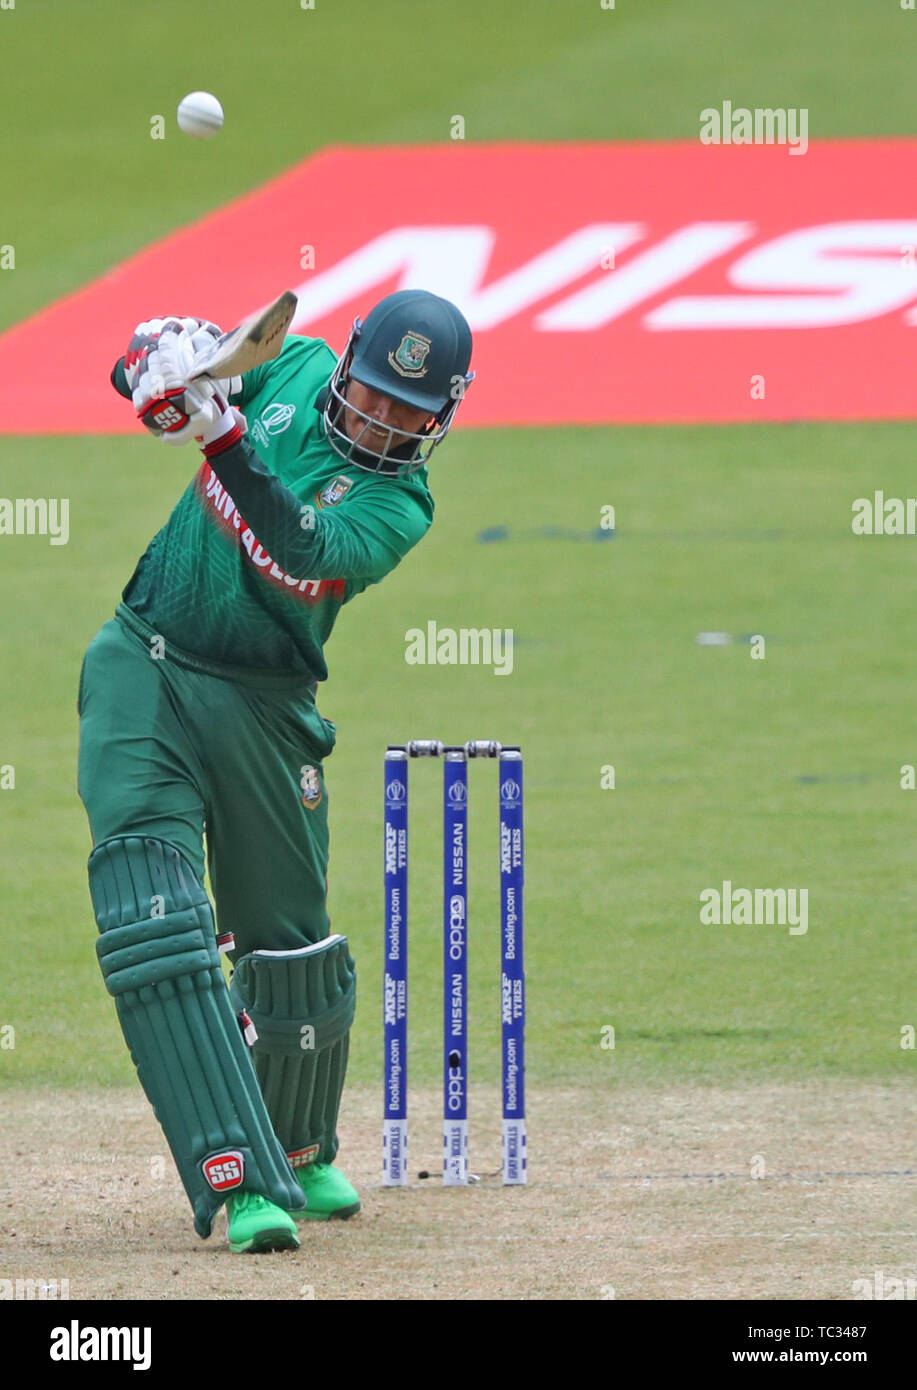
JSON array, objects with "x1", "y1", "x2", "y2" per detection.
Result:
[{"x1": 188, "y1": 290, "x2": 298, "y2": 381}]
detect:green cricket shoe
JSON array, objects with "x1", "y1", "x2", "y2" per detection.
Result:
[
  {"x1": 295, "y1": 1163, "x2": 361, "y2": 1221},
  {"x1": 225, "y1": 1190, "x2": 301, "y2": 1254}
]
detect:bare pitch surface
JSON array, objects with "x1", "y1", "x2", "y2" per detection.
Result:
[{"x1": 2, "y1": 1083, "x2": 914, "y2": 1301}]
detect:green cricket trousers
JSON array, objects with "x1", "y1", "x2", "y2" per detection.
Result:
[{"x1": 77, "y1": 604, "x2": 336, "y2": 958}]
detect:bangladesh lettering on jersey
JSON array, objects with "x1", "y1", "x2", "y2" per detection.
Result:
[
  {"x1": 198, "y1": 461, "x2": 335, "y2": 601},
  {"x1": 120, "y1": 336, "x2": 434, "y2": 676}
]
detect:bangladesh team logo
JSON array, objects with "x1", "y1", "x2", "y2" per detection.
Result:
[
  {"x1": 300, "y1": 765, "x2": 323, "y2": 810},
  {"x1": 388, "y1": 331, "x2": 431, "y2": 378},
  {"x1": 316, "y1": 475, "x2": 353, "y2": 508}
]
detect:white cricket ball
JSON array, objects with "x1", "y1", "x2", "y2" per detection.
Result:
[{"x1": 177, "y1": 91, "x2": 224, "y2": 138}]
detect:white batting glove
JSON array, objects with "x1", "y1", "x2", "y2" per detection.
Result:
[
  {"x1": 161, "y1": 381, "x2": 246, "y2": 450},
  {"x1": 124, "y1": 315, "x2": 222, "y2": 396},
  {"x1": 135, "y1": 327, "x2": 245, "y2": 450}
]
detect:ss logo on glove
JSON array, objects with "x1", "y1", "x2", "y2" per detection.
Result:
[
  {"x1": 149, "y1": 401, "x2": 187, "y2": 431},
  {"x1": 139, "y1": 388, "x2": 194, "y2": 437}
]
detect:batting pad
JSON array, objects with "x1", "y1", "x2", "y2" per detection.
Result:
[
  {"x1": 89, "y1": 836, "x2": 306, "y2": 1237},
  {"x1": 230, "y1": 936, "x2": 356, "y2": 1169}
]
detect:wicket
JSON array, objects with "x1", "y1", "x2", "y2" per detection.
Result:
[{"x1": 383, "y1": 740, "x2": 527, "y2": 1186}]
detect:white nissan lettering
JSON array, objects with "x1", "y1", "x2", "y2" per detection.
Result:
[{"x1": 288, "y1": 221, "x2": 917, "y2": 335}]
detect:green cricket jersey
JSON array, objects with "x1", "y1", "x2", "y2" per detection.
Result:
[{"x1": 117, "y1": 336, "x2": 434, "y2": 676}]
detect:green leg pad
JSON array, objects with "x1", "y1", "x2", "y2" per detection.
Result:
[
  {"x1": 89, "y1": 836, "x2": 305, "y2": 1237},
  {"x1": 230, "y1": 936, "x2": 356, "y2": 1169}
]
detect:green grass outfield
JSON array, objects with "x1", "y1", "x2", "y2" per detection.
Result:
[
  {"x1": 1, "y1": 0, "x2": 915, "y2": 1095},
  {"x1": 2, "y1": 422, "x2": 914, "y2": 1091}
]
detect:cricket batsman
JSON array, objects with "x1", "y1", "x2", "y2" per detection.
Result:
[{"x1": 77, "y1": 290, "x2": 473, "y2": 1252}]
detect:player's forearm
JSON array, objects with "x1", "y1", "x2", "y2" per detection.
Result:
[{"x1": 205, "y1": 434, "x2": 397, "y2": 581}]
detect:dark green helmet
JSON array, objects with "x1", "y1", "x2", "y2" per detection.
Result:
[{"x1": 323, "y1": 289, "x2": 474, "y2": 474}]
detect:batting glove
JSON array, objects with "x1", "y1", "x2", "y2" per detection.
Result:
[
  {"x1": 159, "y1": 382, "x2": 247, "y2": 453},
  {"x1": 135, "y1": 327, "x2": 245, "y2": 451},
  {"x1": 124, "y1": 316, "x2": 222, "y2": 396}
]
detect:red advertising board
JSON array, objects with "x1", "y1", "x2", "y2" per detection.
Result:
[{"x1": 2, "y1": 140, "x2": 917, "y2": 432}]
